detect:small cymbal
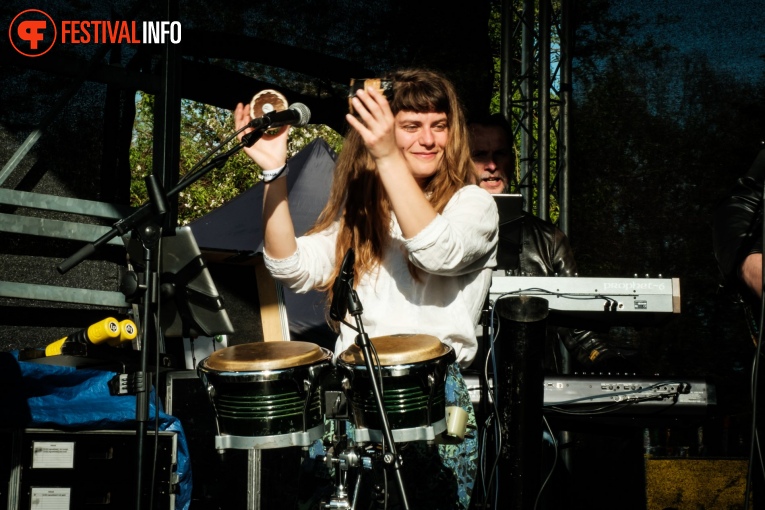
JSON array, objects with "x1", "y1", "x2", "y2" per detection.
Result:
[{"x1": 250, "y1": 89, "x2": 288, "y2": 120}]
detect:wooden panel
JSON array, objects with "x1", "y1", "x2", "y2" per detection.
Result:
[{"x1": 254, "y1": 255, "x2": 289, "y2": 342}]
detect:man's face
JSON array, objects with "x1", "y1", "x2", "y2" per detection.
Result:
[{"x1": 470, "y1": 124, "x2": 512, "y2": 194}]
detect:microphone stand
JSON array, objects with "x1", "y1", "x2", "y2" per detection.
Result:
[
  {"x1": 56, "y1": 127, "x2": 267, "y2": 510},
  {"x1": 331, "y1": 249, "x2": 410, "y2": 510}
]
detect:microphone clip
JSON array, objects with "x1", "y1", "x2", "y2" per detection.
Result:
[
  {"x1": 246, "y1": 113, "x2": 276, "y2": 131},
  {"x1": 330, "y1": 248, "x2": 362, "y2": 327},
  {"x1": 241, "y1": 129, "x2": 264, "y2": 148}
]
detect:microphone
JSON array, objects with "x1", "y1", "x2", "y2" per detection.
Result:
[
  {"x1": 330, "y1": 248, "x2": 356, "y2": 321},
  {"x1": 247, "y1": 103, "x2": 311, "y2": 130}
]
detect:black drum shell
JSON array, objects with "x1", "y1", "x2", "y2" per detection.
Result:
[
  {"x1": 337, "y1": 349, "x2": 454, "y2": 432},
  {"x1": 198, "y1": 347, "x2": 333, "y2": 438}
]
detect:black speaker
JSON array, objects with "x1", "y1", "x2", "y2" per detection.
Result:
[{"x1": 4, "y1": 429, "x2": 177, "y2": 510}]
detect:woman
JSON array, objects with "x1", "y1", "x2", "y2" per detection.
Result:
[{"x1": 235, "y1": 68, "x2": 497, "y2": 509}]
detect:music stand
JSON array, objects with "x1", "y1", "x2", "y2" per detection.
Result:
[
  {"x1": 157, "y1": 226, "x2": 234, "y2": 339},
  {"x1": 493, "y1": 193, "x2": 525, "y2": 272},
  {"x1": 493, "y1": 193, "x2": 524, "y2": 226},
  {"x1": 124, "y1": 225, "x2": 234, "y2": 348}
]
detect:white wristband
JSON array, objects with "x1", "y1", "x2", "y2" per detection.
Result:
[{"x1": 261, "y1": 164, "x2": 288, "y2": 183}]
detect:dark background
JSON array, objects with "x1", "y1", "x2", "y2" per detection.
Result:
[{"x1": 2, "y1": 1, "x2": 765, "y2": 508}]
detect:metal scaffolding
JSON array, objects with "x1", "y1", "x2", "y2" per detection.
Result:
[{"x1": 501, "y1": 0, "x2": 572, "y2": 235}]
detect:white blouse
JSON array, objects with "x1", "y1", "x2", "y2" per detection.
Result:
[{"x1": 264, "y1": 184, "x2": 498, "y2": 367}]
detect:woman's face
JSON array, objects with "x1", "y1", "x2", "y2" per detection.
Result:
[{"x1": 394, "y1": 110, "x2": 449, "y2": 187}]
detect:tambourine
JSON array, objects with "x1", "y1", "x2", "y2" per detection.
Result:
[
  {"x1": 348, "y1": 78, "x2": 394, "y2": 114},
  {"x1": 249, "y1": 89, "x2": 289, "y2": 135}
]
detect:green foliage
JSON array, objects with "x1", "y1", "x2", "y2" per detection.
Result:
[{"x1": 129, "y1": 93, "x2": 343, "y2": 225}]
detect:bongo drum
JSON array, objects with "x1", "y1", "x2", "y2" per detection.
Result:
[
  {"x1": 337, "y1": 334, "x2": 456, "y2": 443},
  {"x1": 198, "y1": 341, "x2": 333, "y2": 449}
]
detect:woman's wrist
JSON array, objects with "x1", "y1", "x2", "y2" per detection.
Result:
[{"x1": 261, "y1": 164, "x2": 288, "y2": 183}]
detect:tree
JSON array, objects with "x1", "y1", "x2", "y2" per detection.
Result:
[
  {"x1": 129, "y1": 92, "x2": 343, "y2": 224},
  {"x1": 570, "y1": 0, "x2": 765, "y2": 408}
]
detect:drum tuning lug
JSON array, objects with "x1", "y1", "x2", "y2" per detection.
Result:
[{"x1": 324, "y1": 390, "x2": 349, "y2": 419}]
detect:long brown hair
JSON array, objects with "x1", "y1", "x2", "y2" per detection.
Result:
[{"x1": 309, "y1": 68, "x2": 476, "y2": 303}]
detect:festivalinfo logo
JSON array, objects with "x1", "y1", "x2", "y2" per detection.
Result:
[{"x1": 9, "y1": 9, "x2": 181, "y2": 57}]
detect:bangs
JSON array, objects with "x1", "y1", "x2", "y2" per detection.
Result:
[{"x1": 390, "y1": 82, "x2": 451, "y2": 115}]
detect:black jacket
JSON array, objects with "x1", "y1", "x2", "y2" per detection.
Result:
[
  {"x1": 712, "y1": 149, "x2": 765, "y2": 288},
  {"x1": 712, "y1": 148, "x2": 765, "y2": 336},
  {"x1": 499, "y1": 213, "x2": 578, "y2": 277}
]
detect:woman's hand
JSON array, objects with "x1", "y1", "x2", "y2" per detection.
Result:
[
  {"x1": 346, "y1": 86, "x2": 438, "y2": 239},
  {"x1": 345, "y1": 87, "x2": 400, "y2": 163},
  {"x1": 234, "y1": 102, "x2": 297, "y2": 259},
  {"x1": 234, "y1": 103, "x2": 289, "y2": 170},
  {"x1": 740, "y1": 252, "x2": 763, "y2": 298}
]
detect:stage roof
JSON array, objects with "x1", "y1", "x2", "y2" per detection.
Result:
[{"x1": 2, "y1": 0, "x2": 493, "y2": 131}]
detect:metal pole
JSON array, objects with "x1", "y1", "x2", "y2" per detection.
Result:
[
  {"x1": 538, "y1": 0, "x2": 551, "y2": 221},
  {"x1": 559, "y1": 0, "x2": 573, "y2": 237},
  {"x1": 247, "y1": 449, "x2": 262, "y2": 510},
  {"x1": 520, "y1": 0, "x2": 535, "y2": 212}
]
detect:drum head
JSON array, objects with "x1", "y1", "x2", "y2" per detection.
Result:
[
  {"x1": 338, "y1": 334, "x2": 450, "y2": 366},
  {"x1": 201, "y1": 341, "x2": 328, "y2": 371}
]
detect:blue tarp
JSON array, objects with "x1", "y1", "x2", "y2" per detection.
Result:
[{"x1": 6, "y1": 352, "x2": 191, "y2": 510}]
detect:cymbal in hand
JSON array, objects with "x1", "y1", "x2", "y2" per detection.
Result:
[{"x1": 250, "y1": 89, "x2": 288, "y2": 119}]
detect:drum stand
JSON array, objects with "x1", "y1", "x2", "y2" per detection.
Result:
[
  {"x1": 325, "y1": 249, "x2": 410, "y2": 510},
  {"x1": 320, "y1": 419, "x2": 367, "y2": 510}
]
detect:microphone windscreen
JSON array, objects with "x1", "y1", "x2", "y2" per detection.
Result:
[{"x1": 289, "y1": 103, "x2": 311, "y2": 127}]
